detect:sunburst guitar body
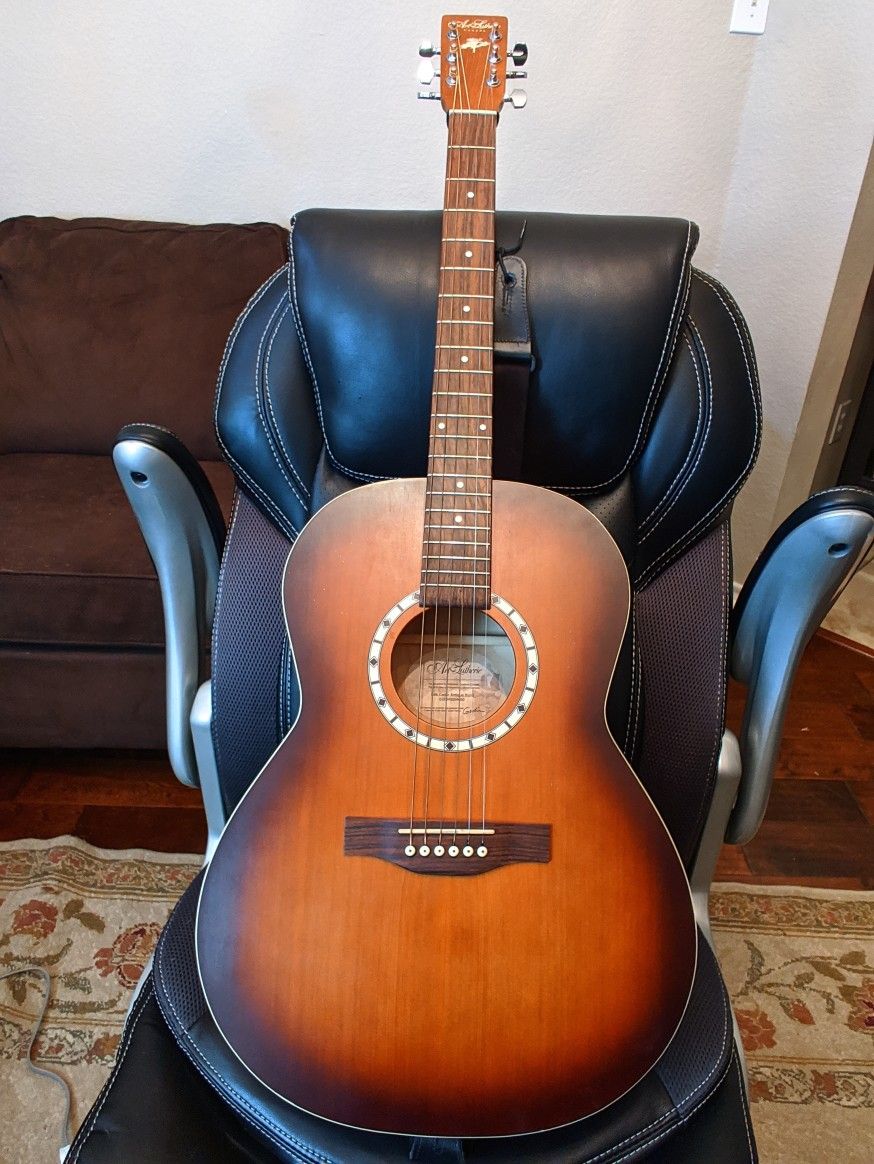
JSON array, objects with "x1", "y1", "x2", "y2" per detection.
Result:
[{"x1": 196, "y1": 14, "x2": 696, "y2": 1141}]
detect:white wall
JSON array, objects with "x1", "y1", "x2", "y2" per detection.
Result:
[{"x1": 3, "y1": 1, "x2": 873, "y2": 577}]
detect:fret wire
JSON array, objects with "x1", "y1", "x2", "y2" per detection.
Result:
[
  {"x1": 435, "y1": 370, "x2": 492, "y2": 377},
  {"x1": 443, "y1": 209, "x2": 495, "y2": 215},
  {"x1": 440, "y1": 266, "x2": 493, "y2": 272},
  {"x1": 437, "y1": 317, "x2": 493, "y2": 323},
  {"x1": 442, "y1": 237, "x2": 493, "y2": 242},
  {"x1": 418, "y1": 549, "x2": 488, "y2": 558},
  {"x1": 447, "y1": 145, "x2": 496, "y2": 151},
  {"x1": 446, "y1": 177, "x2": 496, "y2": 183}
]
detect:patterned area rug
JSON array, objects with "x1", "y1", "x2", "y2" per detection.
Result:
[
  {"x1": 711, "y1": 884, "x2": 874, "y2": 1163},
  {"x1": 0, "y1": 838, "x2": 871, "y2": 1164}
]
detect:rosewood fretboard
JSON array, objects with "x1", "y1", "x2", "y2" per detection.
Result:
[{"x1": 420, "y1": 110, "x2": 497, "y2": 610}]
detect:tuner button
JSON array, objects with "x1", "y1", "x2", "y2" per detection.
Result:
[
  {"x1": 506, "y1": 70, "x2": 528, "y2": 80},
  {"x1": 511, "y1": 42, "x2": 528, "y2": 65},
  {"x1": 416, "y1": 60, "x2": 436, "y2": 85},
  {"x1": 418, "y1": 40, "x2": 439, "y2": 58},
  {"x1": 505, "y1": 89, "x2": 528, "y2": 109},
  {"x1": 417, "y1": 92, "x2": 441, "y2": 101}
]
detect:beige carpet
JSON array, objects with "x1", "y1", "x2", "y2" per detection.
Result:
[{"x1": 0, "y1": 837, "x2": 871, "y2": 1163}]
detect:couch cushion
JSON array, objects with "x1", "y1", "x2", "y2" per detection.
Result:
[
  {"x1": 0, "y1": 452, "x2": 235, "y2": 647},
  {"x1": 0, "y1": 217, "x2": 288, "y2": 459}
]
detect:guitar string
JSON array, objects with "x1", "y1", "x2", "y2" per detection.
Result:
[
  {"x1": 428, "y1": 32, "x2": 466, "y2": 853},
  {"x1": 455, "y1": 41, "x2": 485, "y2": 850},
  {"x1": 444, "y1": 39, "x2": 470, "y2": 851},
  {"x1": 473, "y1": 40, "x2": 493, "y2": 843}
]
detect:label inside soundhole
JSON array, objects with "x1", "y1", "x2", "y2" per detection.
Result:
[
  {"x1": 399, "y1": 649, "x2": 507, "y2": 729},
  {"x1": 391, "y1": 609, "x2": 516, "y2": 730}
]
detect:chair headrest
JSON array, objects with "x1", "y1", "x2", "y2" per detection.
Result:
[{"x1": 288, "y1": 209, "x2": 697, "y2": 490}]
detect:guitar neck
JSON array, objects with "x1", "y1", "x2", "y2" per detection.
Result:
[{"x1": 420, "y1": 110, "x2": 497, "y2": 610}]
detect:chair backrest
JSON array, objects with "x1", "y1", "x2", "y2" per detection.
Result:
[
  {"x1": 210, "y1": 209, "x2": 760, "y2": 870},
  {"x1": 0, "y1": 216, "x2": 288, "y2": 458}
]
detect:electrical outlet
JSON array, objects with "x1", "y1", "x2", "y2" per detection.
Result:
[
  {"x1": 828, "y1": 399, "x2": 853, "y2": 446},
  {"x1": 730, "y1": 0, "x2": 770, "y2": 35}
]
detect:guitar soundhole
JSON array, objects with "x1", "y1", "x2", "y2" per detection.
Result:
[{"x1": 391, "y1": 608, "x2": 514, "y2": 731}]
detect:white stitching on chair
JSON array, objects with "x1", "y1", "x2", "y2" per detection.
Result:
[
  {"x1": 262, "y1": 306, "x2": 312, "y2": 499},
  {"x1": 581, "y1": 954, "x2": 732, "y2": 1162},
  {"x1": 610, "y1": 1051, "x2": 738, "y2": 1163},
  {"x1": 253, "y1": 297, "x2": 309, "y2": 512},
  {"x1": 636, "y1": 270, "x2": 761, "y2": 587},
  {"x1": 67, "y1": 979, "x2": 156, "y2": 1160},
  {"x1": 154, "y1": 928, "x2": 336, "y2": 1164},
  {"x1": 541, "y1": 218, "x2": 694, "y2": 495},
  {"x1": 736, "y1": 1047, "x2": 756, "y2": 1161},
  {"x1": 639, "y1": 328, "x2": 707, "y2": 539},
  {"x1": 640, "y1": 325, "x2": 713, "y2": 545},
  {"x1": 213, "y1": 266, "x2": 300, "y2": 539},
  {"x1": 288, "y1": 217, "x2": 392, "y2": 484}
]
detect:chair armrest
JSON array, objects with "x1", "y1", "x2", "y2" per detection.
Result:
[
  {"x1": 727, "y1": 486, "x2": 874, "y2": 844},
  {"x1": 113, "y1": 424, "x2": 226, "y2": 787}
]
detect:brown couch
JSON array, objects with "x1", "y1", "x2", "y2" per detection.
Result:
[{"x1": 0, "y1": 216, "x2": 288, "y2": 747}]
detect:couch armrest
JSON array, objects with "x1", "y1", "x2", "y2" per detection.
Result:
[
  {"x1": 113, "y1": 424, "x2": 226, "y2": 787},
  {"x1": 727, "y1": 487, "x2": 874, "y2": 844}
]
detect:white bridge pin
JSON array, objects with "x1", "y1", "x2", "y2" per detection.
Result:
[
  {"x1": 419, "y1": 844, "x2": 431, "y2": 857},
  {"x1": 477, "y1": 845, "x2": 488, "y2": 857},
  {"x1": 404, "y1": 844, "x2": 416, "y2": 857},
  {"x1": 434, "y1": 844, "x2": 445, "y2": 857},
  {"x1": 448, "y1": 845, "x2": 460, "y2": 857},
  {"x1": 462, "y1": 845, "x2": 474, "y2": 857}
]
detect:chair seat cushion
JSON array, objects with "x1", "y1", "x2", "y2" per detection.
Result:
[
  {"x1": 0, "y1": 452, "x2": 235, "y2": 648},
  {"x1": 121, "y1": 873, "x2": 748, "y2": 1164}
]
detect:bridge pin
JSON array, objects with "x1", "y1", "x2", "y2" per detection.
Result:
[
  {"x1": 404, "y1": 845, "x2": 416, "y2": 857},
  {"x1": 419, "y1": 845, "x2": 431, "y2": 857},
  {"x1": 448, "y1": 845, "x2": 460, "y2": 857},
  {"x1": 477, "y1": 846, "x2": 488, "y2": 857},
  {"x1": 434, "y1": 844, "x2": 445, "y2": 856},
  {"x1": 462, "y1": 845, "x2": 474, "y2": 857}
]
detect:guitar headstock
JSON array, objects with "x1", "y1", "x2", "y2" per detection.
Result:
[{"x1": 417, "y1": 14, "x2": 527, "y2": 113}]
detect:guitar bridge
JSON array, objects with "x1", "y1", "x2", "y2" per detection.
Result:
[{"x1": 344, "y1": 817, "x2": 550, "y2": 876}]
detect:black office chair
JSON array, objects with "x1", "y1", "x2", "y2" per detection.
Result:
[{"x1": 68, "y1": 210, "x2": 874, "y2": 1162}]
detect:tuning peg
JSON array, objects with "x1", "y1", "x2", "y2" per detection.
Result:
[
  {"x1": 417, "y1": 92, "x2": 441, "y2": 101},
  {"x1": 417, "y1": 60, "x2": 438, "y2": 85},
  {"x1": 510, "y1": 43, "x2": 528, "y2": 65},
  {"x1": 505, "y1": 89, "x2": 527, "y2": 109},
  {"x1": 419, "y1": 40, "x2": 439, "y2": 58},
  {"x1": 506, "y1": 70, "x2": 527, "y2": 80}
]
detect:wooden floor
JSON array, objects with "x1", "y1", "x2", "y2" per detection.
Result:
[{"x1": 0, "y1": 633, "x2": 871, "y2": 887}]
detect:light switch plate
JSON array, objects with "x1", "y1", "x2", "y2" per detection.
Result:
[{"x1": 730, "y1": 0, "x2": 770, "y2": 35}]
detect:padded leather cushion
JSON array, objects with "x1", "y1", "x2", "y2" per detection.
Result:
[
  {"x1": 215, "y1": 211, "x2": 760, "y2": 587},
  {"x1": 0, "y1": 452, "x2": 235, "y2": 647},
  {"x1": 288, "y1": 211, "x2": 694, "y2": 487},
  {"x1": 0, "y1": 216, "x2": 289, "y2": 459},
  {"x1": 145, "y1": 873, "x2": 740, "y2": 1164}
]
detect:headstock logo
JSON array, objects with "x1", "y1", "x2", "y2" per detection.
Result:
[{"x1": 460, "y1": 37, "x2": 490, "y2": 52}]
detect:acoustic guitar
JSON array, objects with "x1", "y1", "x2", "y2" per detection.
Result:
[{"x1": 197, "y1": 14, "x2": 696, "y2": 1139}]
